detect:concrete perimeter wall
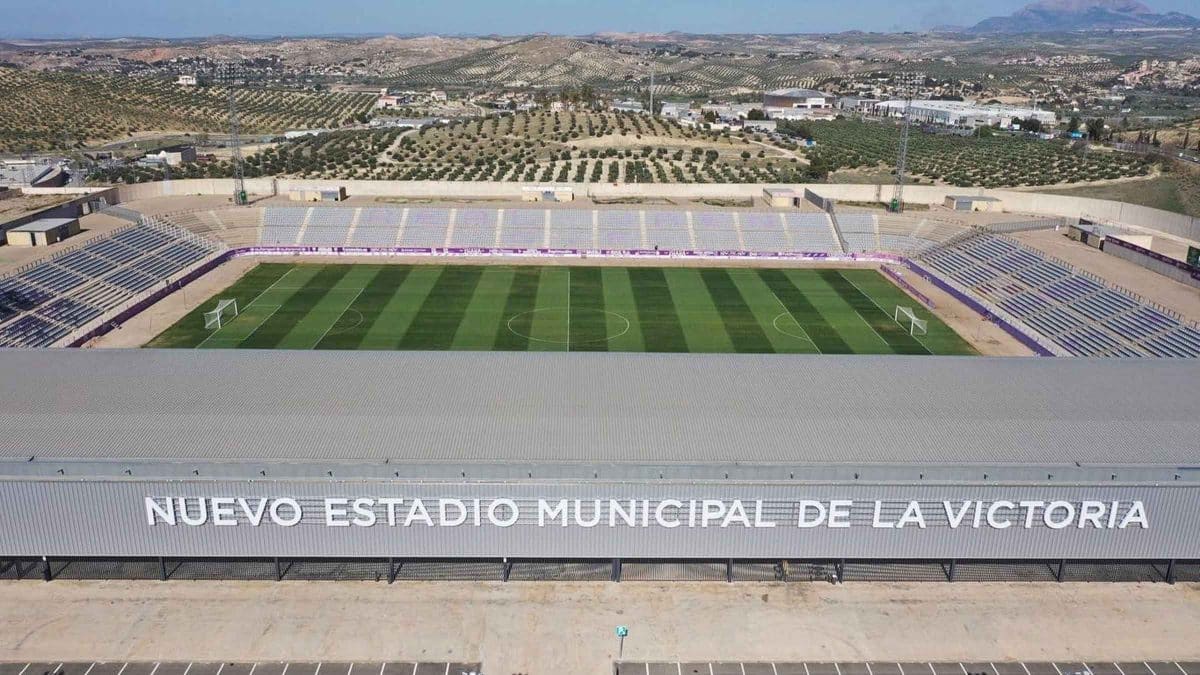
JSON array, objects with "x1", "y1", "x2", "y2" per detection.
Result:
[{"x1": 115, "y1": 180, "x2": 1200, "y2": 242}]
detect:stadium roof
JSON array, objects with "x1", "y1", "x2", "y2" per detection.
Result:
[{"x1": 1, "y1": 350, "x2": 1198, "y2": 482}]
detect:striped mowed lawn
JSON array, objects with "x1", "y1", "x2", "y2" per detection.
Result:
[{"x1": 147, "y1": 262, "x2": 977, "y2": 355}]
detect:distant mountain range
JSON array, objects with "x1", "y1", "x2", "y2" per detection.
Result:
[{"x1": 971, "y1": 0, "x2": 1200, "y2": 33}]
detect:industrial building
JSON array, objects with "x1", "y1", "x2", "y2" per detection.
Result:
[
  {"x1": 139, "y1": 145, "x2": 197, "y2": 168},
  {"x1": 867, "y1": 100, "x2": 1058, "y2": 129},
  {"x1": 1, "y1": 350, "x2": 1197, "y2": 582},
  {"x1": 762, "y1": 88, "x2": 833, "y2": 110},
  {"x1": 3, "y1": 217, "x2": 80, "y2": 247}
]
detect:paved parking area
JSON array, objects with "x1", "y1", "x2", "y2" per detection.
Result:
[
  {"x1": 619, "y1": 665, "x2": 1200, "y2": 675},
  {"x1": 0, "y1": 664, "x2": 481, "y2": 675}
]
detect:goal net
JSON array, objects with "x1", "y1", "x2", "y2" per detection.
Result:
[
  {"x1": 893, "y1": 305, "x2": 928, "y2": 336},
  {"x1": 203, "y1": 299, "x2": 239, "y2": 330}
]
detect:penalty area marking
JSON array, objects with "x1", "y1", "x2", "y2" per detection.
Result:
[
  {"x1": 195, "y1": 266, "x2": 296, "y2": 348},
  {"x1": 506, "y1": 307, "x2": 631, "y2": 346},
  {"x1": 771, "y1": 312, "x2": 819, "y2": 349},
  {"x1": 322, "y1": 308, "x2": 365, "y2": 336}
]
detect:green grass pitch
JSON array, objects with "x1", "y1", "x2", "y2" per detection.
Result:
[{"x1": 147, "y1": 263, "x2": 978, "y2": 355}]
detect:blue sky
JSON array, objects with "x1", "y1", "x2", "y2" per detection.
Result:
[{"x1": 0, "y1": 0, "x2": 1197, "y2": 39}]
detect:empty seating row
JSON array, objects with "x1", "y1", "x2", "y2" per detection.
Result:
[
  {"x1": 0, "y1": 221, "x2": 226, "y2": 348},
  {"x1": 921, "y1": 232, "x2": 1199, "y2": 358}
]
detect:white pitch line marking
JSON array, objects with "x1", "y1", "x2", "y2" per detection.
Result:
[{"x1": 196, "y1": 267, "x2": 296, "y2": 348}]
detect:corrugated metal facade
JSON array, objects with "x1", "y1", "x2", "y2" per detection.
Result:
[
  {"x1": 0, "y1": 350, "x2": 1198, "y2": 465},
  {"x1": 2, "y1": 479, "x2": 1196, "y2": 560},
  {"x1": 1, "y1": 350, "x2": 1198, "y2": 561}
]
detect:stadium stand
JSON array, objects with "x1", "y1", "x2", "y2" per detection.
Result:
[
  {"x1": 644, "y1": 210, "x2": 692, "y2": 251},
  {"x1": 548, "y1": 209, "x2": 593, "y2": 249},
  {"x1": 452, "y1": 208, "x2": 499, "y2": 248},
  {"x1": 300, "y1": 208, "x2": 354, "y2": 246},
  {"x1": 781, "y1": 213, "x2": 840, "y2": 253},
  {"x1": 499, "y1": 208, "x2": 545, "y2": 248},
  {"x1": 692, "y1": 211, "x2": 741, "y2": 251},
  {"x1": 596, "y1": 210, "x2": 644, "y2": 250},
  {"x1": 919, "y1": 232, "x2": 1200, "y2": 358},
  {"x1": 401, "y1": 208, "x2": 451, "y2": 248},
  {"x1": 838, "y1": 213, "x2": 879, "y2": 253},
  {"x1": 244, "y1": 206, "x2": 969, "y2": 257},
  {"x1": 0, "y1": 219, "x2": 226, "y2": 348}
]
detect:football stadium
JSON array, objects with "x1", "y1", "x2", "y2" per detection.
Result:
[{"x1": 1, "y1": 179, "x2": 1199, "y2": 583}]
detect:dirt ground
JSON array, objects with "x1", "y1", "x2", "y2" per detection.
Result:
[
  {"x1": 884, "y1": 264, "x2": 1033, "y2": 357},
  {"x1": 88, "y1": 254, "x2": 1009, "y2": 354},
  {"x1": 0, "y1": 581, "x2": 1197, "y2": 674},
  {"x1": 0, "y1": 212, "x2": 131, "y2": 273},
  {"x1": 1013, "y1": 229, "x2": 1200, "y2": 323}
]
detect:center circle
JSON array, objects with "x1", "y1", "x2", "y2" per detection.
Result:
[{"x1": 506, "y1": 307, "x2": 631, "y2": 345}]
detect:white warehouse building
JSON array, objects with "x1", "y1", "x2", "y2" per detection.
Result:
[{"x1": 869, "y1": 100, "x2": 1058, "y2": 129}]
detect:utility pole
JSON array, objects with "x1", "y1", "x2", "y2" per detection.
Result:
[
  {"x1": 220, "y1": 62, "x2": 248, "y2": 206},
  {"x1": 891, "y1": 71, "x2": 924, "y2": 213},
  {"x1": 649, "y1": 68, "x2": 654, "y2": 116}
]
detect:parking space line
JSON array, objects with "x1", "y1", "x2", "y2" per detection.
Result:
[
  {"x1": 961, "y1": 665, "x2": 969, "y2": 675},
  {"x1": 1147, "y1": 665, "x2": 1159, "y2": 675},
  {"x1": 55, "y1": 664, "x2": 64, "y2": 674},
  {"x1": 867, "y1": 664, "x2": 874, "y2": 675},
  {"x1": 409, "y1": 665, "x2": 416, "y2": 675},
  {"x1": 346, "y1": 665, "x2": 353, "y2": 675},
  {"x1": 378, "y1": 665, "x2": 384, "y2": 675},
  {"x1": 282, "y1": 664, "x2": 290, "y2": 675},
  {"x1": 836, "y1": 665, "x2": 842, "y2": 675},
  {"x1": 314, "y1": 664, "x2": 321, "y2": 675},
  {"x1": 1020, "y1": 665, "x2": 1031, "y2": 675},
  {"x1": 709, "y1": 665, "x2": 715, "y2": 675},
  {"x1": 184, "y1": 664, "x2": 193, "y2": 675},
  {"x1": 898, "y1": 664, "x2": 906, "y2": 675},
  {"x1": 929, "y1": 664, "x2": 937, "y2": 675},
  {"x1": 772, "y1": 664, "x2": 779, "y2": 675},
  {"x1": 84, "y1": 664, "x2": 96, "y2": 675},
  {"x1": 249, "y1": 665, "x2": 257, "y2": 675},
  {"x1": 804, "y1": 664, "x2": 811, "y2": 675},
  {"x1": 741, "y1": 664, "x2": 747, "y2": 675},
  {"x1": 1115, "y1": 665, "x2": 1127, "y2": 675},
  {"x1": 117, "y1": 664, "x2": 129, "y2": 675},
  {"x1": 442, "y1": 665, "x2": 448, "y2": 675},
  {"x1": 1053, "y1": 665, "x2": 1064, "y2": 675},
  {"x1": 1174, "y1": 665, "x2": 1187, "y2": 675},
  {"x1": 17, "y1": 665, "x2": 30, "y2": 675},
  {"x1": 991, "y1": 664, "x2": 998, "y2": 675},
  {"x1": 149, "y1": 663, "x2": 160, "y2": 675}
]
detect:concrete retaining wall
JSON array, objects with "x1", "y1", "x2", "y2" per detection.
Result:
[{"x1": 1103, "y1": 237, "x2": 1200, "y2": 290}]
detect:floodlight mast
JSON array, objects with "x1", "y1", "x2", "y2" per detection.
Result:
[
  {"x1": 220, "y1": 63, "x2": 248, "y2": 206},
  {"x1": 891, "y1": 72, "x2": 924, "y2": 213}
]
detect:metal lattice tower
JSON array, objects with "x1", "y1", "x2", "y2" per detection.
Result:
[
  {"x1": 219, "y1": 63, "x2": 248, "y2": 206},
  {"x1": 891, "y1": 72, "x2": 924, "y2": 213}
]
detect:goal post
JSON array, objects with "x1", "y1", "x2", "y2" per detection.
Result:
[
  {"x1": 893, "y1": 305, "x2": 928, "y2": 337},
  {"x1": 203, "y1": 299, "x2": 239, "y2": 331}
]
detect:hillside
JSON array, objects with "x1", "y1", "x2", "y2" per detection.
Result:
[
  {"x1": 0, "y1": 67, "x2": 376, "y2": 152},
  {"x1": 971, "y1": 0, "x2": 1200, "y2": 33},
  {"x1": 391, "y1": 35, "x2": 845, "y2": 95}
]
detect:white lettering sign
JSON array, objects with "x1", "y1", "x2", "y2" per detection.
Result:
[{"x1": 142, "y1": 497, "x2": 1151, "y2": 532}]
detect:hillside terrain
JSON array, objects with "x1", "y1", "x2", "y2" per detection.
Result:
[{"x1": 972, "y1": 0, "x2": 1200, "y2": 33}]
